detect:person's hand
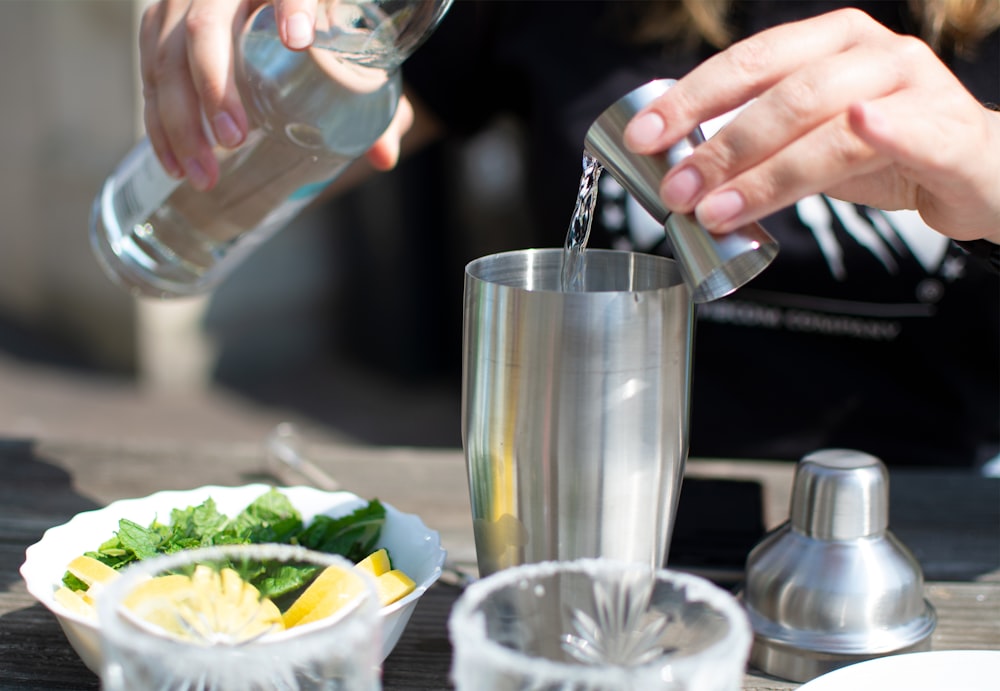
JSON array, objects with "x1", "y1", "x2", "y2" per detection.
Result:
[
  {"x1": 139, "y1": 0, "x2": 408, "y2": 192},
  {"x1": 624, "y1": 8, "x2": 1000, "y2": 244}
]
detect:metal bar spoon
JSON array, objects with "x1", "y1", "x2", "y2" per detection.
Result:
[{"x1": 264, "y1": 422, "x2": 475, "y2": 589}]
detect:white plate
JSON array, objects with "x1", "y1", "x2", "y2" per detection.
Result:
[
  {"x1": 799, "y1": 650, "x2": 1000, "y2": 691},
  {"x1": 20, "y1": 484, "x2": 446, "y2": 673}
]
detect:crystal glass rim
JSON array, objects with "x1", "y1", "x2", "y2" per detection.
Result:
[{"x1": 448, "y1": 558, "x2": 752, "y2": 685}]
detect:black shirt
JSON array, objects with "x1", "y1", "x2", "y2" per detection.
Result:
[{"x1": 405, "y1": 0, "x2": 1000, "y2": 468}]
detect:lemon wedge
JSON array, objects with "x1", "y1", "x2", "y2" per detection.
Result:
[
  {"x1": 282, "y1": 549, "x2": 416, "y2": 628},
  {"x1": 372, "y1": 569, "x2": 416, "y2": 606},
  {"x1": 353, "y1": 549, "x2": 416, "y2": 606},
  {"x1": 354, "y1": 548, "x2": 391, "y2": 577},
  {"x1": 125, "y1": 565, "x2": 282, "y2": 643},
  {"x1": 282, "y1": 563, "x2": 367, "y2": 628}
]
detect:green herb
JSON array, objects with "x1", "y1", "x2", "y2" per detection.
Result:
[
  {"x1": 297, "y1": 499, "x2": 386, "y2": 563},
  {"x1": 62, "y1": 489, "x2": 387, "y2": 600}
]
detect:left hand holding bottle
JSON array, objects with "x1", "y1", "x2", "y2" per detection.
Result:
[{"x1": 139, "y1": 0, "x2": 410, "y2": 191}]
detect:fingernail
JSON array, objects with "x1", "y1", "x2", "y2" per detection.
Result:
[
  {"x1": 185, "y1": 159, "x2": 211, "y2": 191},
  {"x1": 661, "y1": 167, "x2": 702, "y2": 208},
  {"x1": 212, "y1": 112, "x2": 244, "y2": 148},
  {"x1": 161, "y1": 151, "x2": 183, "y2": 179},
  {"x1": 696, "y1": 190, "x2": 745, "y2": 228},
  {"x1": 285, "y1": 12, "x2": 313, "y2": 49},
  {"x1": 624, "y1": 112, "x2": 665, "y2": 149}
]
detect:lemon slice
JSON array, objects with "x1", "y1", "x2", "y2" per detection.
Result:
[
  {"x1": 123, "y1": 573, "x2": 191, "y2": 610},
  {"x1": 282, "y1": 563, "x2": 368, "y2": 628},
  {"x1": 67, "y1": 555, "x2": 120, "y2": 587},
  {"x1": 125, "y1": 565, "x2": 282, "y2": 644},
  {"x1": 61, "y1": 555, "x2": 121, "y2": 618},
  {"x1": 54, "y1": 586, "x2": 96, "y2": 617}
]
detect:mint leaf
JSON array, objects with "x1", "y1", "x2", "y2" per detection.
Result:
[
  {"x1": 297, "y1": 500, "x2": 386, "y2": 563},
  {"x1": 117, "y1": 518, "x2": 163, "y2": 560},
  {"x1": 231, "y1": 489, "x2": 303, "y2": 544},
  {"x1": 168, "y1": 498, "x2": 229, "y2": 546},
  {"x1": 253, "y1": 563, "x2": 319, "y2": 600},
  {"x1": 61, "y1": 572, "x2": 88, "y2": 590}
]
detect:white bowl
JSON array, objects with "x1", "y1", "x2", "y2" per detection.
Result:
[{"x1": 20, "y1": 484, "x2": 446, "y2": 674}]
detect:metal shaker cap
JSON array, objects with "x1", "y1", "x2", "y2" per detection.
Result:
[
  {"x1": 742, "y1": 449, "x2": 936, "y2": 683},
  {"x1": 791, "y1": 448, "x2": 888, "y2": 540}
]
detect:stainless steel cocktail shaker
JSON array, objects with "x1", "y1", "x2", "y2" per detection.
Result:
[{"x1": 462, "y1": 249, "x2": 693, "y2": 577}]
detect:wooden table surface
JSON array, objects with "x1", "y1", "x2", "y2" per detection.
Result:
[{"x1": 2, "y1": 437, "x2": 998, "y2": 689}]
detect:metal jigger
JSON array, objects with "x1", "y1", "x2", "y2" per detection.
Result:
[{"x1": 585, "y1": 79, "x2": 779, "y2": 302}]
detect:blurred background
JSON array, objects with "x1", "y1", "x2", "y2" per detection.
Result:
[{"x1": 0, "y1": 0, "x2": 533, "y2": 449}]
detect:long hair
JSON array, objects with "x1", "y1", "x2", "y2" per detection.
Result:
[
  {"x1": 910, "y1": 0, "x2": 1000, "y2": 54},
  {"x1": 630, "y1": 0, "x2": 1000, "y2": 55},
  {"x1": 625, "y1": 0, "x2": 732, "y2": 50}
]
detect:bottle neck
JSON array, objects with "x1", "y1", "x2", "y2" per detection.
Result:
[{"x1": 311, "y1": 0, "x2": 453, "y2": 71}]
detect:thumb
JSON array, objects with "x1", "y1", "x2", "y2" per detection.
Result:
[{"x1": 275, "y1": 0, "x2": 319, "y2": 50}]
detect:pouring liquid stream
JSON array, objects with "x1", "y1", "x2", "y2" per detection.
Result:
[{"x1": 560, "y1": 153, "x2": 604, "y2": 291}]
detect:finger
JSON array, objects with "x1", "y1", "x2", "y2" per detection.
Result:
[
  {"x1": 141, "y1": 0, "x2": 217, "y2": 188},
  {"x1": 659, "y1": 41, "x2": 911, "y2": 213},
  {"x1": 274, "y1": 0, "x2": 318, "y2": 50},
  {"x1": 365, "y1": 96, "x2": 415, "y2": 171},
  {"x1": 183, "y1": 0, "x2": 250, "y2": 149},
  {"x1": 624, "y1": 8, "x2": 891, "y2": 153},
  {"x1": 691, "y1": 113, "x2": 887, "y2": 233},
  {"x1": 139, "y1": 2, "x2": 182, "y2": 178}
]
